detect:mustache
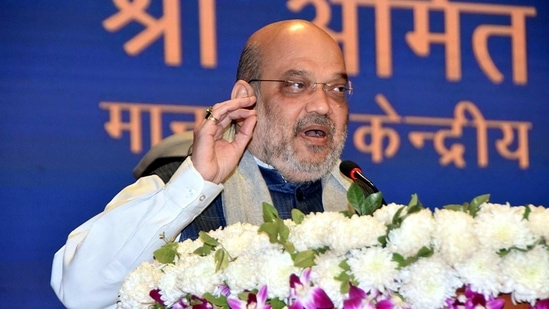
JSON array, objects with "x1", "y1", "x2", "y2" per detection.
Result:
[{"x1": 294, "y1": 113, "x2": 336, "y2": 136}]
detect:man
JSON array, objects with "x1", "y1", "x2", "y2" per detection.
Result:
[{"x1": 52, "y1": 19, "x2": 358, "y2": 309}]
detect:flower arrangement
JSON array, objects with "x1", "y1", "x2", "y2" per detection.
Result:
[{"x1": 117, "y1": 186, "x2": 549, "y2": 309}]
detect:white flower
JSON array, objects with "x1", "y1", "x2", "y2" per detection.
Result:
[
  {"x1": 525, "y1": 205, "x2": 549, "y2": 242},
  {"x1": 398, "y1": 255, "x2": 461, "y2": 309},
  {"x1": 289, "y1": 212, "x2": 344, "y2": 251},
  {"x1": 373, "y1": 203, "x2": 405, "y2": 225},
  {"x1": 454, "y1": 249, "x2": 503, "y2": 297},
  {"x1": 387, "y1": 208, "x2": 435, "y2": 258},
  {"x1": 223, "y1": 252, "x2": 260, "y2": 293},
  {"x1": 173, "y1": 254, "x2": 221, "y2": 297},
  {"x1": 157, "y1": 264, "x2": 186, "y2": 306},
  {"x1": 325, "y1": 215, "x2": 386, "y2": 255},
  {"x1": 119, "y1": 200, "x2": 549, "y2": 309},
  {"x1": 501, "y1": 245, "x2": 549, "y2": 303},
  {"x1": 254, "y1": 248, "x2": 298, "y2": 300},
  {"x1": 118, "y1": 262, "x2": 164, "y2": 309},
  {"x1": 310, "y1": 252, "x2": 346, "y2": 308},
  {"x1": 347, "y1": 247, "x2": 399, "y2": 293},
  {"x1": 209, "y1": 222, "x2": 276, "y2": 257},
  {"x1": 475, "y1": 203, "x2": 537, "y2": 251},
  {"x1": 432, "y1": 209, "x2": 479, "y2": 265},
  {"x1": 176, "y1": 238, "x2": 202, "y2": 256}
]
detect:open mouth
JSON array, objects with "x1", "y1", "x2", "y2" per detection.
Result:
[
  {"x1": 304, "y1": 128, "x2": 327, "y2": 137},
  {"x1": 298, "y1": 125, "x2": 330, "y2": 144}
]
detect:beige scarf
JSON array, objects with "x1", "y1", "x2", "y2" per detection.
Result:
[{"x1": 221, "y1": 150, "x2": 352, "y2": 225}]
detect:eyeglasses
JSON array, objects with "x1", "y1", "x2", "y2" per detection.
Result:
[{"x1": 248, "y1": 78, "x2": 353, "y2": 103}]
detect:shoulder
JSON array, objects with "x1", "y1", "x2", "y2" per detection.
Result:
[{"x1": 132, "y1": 132, "x2": 194, "y2": 183}]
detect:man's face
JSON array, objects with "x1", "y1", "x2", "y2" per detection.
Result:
[{"x1": 247, "y1": 26, "x2": 349, "y2": 182}]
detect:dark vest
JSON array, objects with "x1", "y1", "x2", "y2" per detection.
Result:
[{"x1": 145, "y1": 158, "x2": 324, "y2": 240}]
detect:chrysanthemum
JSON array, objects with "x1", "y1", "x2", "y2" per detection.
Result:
[
  {"x1": 325, "y1": 215, "x2": 386, "y2": 255},
  {"x1": 254, "y1": 248, "x2": 298, "y2": 300},
  {"x1": 208, "y1": 222, "x2": 275, "y2": 258},
  {"x1": 398, "y1": 255, "x2": 461, "y2": 309},
  {"x1": 157, "y1": 264, "x2": 186, "y2": 306},
  {"x1": 454, "y1": 249, "x2": 503, "y2": 297},
  {"x1": 474, "y1": 203, "x2": 537, "y2": 251},
  {"x1": 501, "y1": 245, "x2": 549, "y2": 303},
  {"x1": 373, "y1": 203, "x2": 406, "y2": 226},
  {"x1": 347, "y1": 247, "x2": 399, "y2": 293},
  {"x1": 525, "y1": 205, "x2": 549, "y2": 242},
  {"x1": 432, "y1": 208, "x2": 479, "y2": 265},
  {"x1": 118, "y1": 262, "x2": 164, "y2": 309},
  {"x1": 174, "y1": 254, "x2": 222, "y2": 297},
  {"x1": 289, "y1": 212, "x2": 345, "y2": 251},
  {"x1": 386, "y1": 209, "x2": 435, "y2": 258},
  {"x1": 310, "y1": 252, "x2": 347, "y2": 308},
  {"x1": 223, "y1": 252, "x2": 260, "y2": 293},
  {"x1": 176, "y1": 237, "x2": 202, "y2": 256}
]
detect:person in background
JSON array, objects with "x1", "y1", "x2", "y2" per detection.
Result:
[{"x1": 52, "y1": 19, "x2": 362, "y2": 309}]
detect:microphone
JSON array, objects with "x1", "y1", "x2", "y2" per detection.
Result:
[{"x1": 339, "y1": 160, "x2": 386, "y2": 205}]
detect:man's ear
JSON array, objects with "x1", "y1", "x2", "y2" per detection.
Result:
[{"x1": 231, "y1": 80, "x2": 256, "y2": 99}]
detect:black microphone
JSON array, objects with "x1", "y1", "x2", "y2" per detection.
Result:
[{"x1": 339, "y1": 160, "x2": 386, "y2": 205}]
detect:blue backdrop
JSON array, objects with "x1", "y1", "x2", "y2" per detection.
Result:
[{"x1": 1, "y1": 0, "x2": 548, "y2": 307}]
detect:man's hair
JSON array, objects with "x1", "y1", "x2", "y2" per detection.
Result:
[{"x1": 236, "y1": 41, "x2": 261, "y2": 87}]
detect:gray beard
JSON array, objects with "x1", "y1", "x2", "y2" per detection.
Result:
[{"x1": 257, "y1": 113, "x2": 347, "y2": 182}]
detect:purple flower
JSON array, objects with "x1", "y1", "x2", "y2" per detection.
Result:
[
  {"x1": 343, "y1": 284, "x2": 373, "y2": 309},
  {"x1": 228, "y1": 285, "x2": 271, "y2": 309},
  {"x1": 168, "y1": 295, "x2": 214, "y2": 309},
  {"x1": 149, "y1": 289, "x2": 165, "y2": 306},
  {"x1": 343, "y1": 283, "x2": 398, "y2": 309},
  {"x1": 532, "y1": 298, "x2": 549, "y2": 309},
  {"x1": 289, "y1": 268, "x2": 334, "y2": 309},
  {"x1": 446, "y1": 286, "x2": 504, "y2": 309}
]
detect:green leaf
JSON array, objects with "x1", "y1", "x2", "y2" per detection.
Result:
[
  {"x1": 214, "y1": 248, "x2": 229, "y2": 272},
  {"x1": 340, "y1": 280, "x2": 351, "y2": 294},
  {"x1": 470, "y1": 194, "x2": 490, "y2": 209},
  {"x1": 258, "y1": 222, "x2": 279, "y2": 243},
  {"x1": 417, "y1": 246, "x2": 434, "y2": 258},
  {"x1": 283, "y1": 241, "x2": 296, "y2": 254},
  {"x1": 408, "y1": 193, "x2": 419, "y2": 207},
  {"x1": 198, "y1": 231, "x2": 219, "y2": 246},
  {"x1": 313, "y1": 246, "x2": 329, "y2": 255},
  {"x1": 469, "y1": 194, "x2": 489, "y2": 217},
  {"x1": 291, "y1": 208, "x2": 306, "y2": 224},
  {"x1": 203, "y1": 292, "x2": 229, "y2": 308},
  {"x1": 334, "y1": 271, "x2": 350, "y2": 281},
  {"x1": 443, "y1": 204, "x2": 465, "y2": 212},
  {"x1": 193, "y1": 245, "x2": 213, "y2": 256},
  {"x1": 406, "y1": 194, "x2": 424, "y2": 214},
  {"x1": 354, "y1": 192, "x2": 384, "y2": 217},
  {"x1": 338, "y1": 259, "x2": 351, "y2": 271},
  {"x1": 292, "y1": 250, "x2": 316, "y2": 268},
  {"x1": 362, "y1": 192, "x2": 384, "y2": 216},
  {"x1": 391, "y1": 206, "x2": 406, "y2": 226},
  {"x1": 377, "y1": 235, "x2": 387, "y2": 247},
  {"x1": 347, "y1": 183, "x2": 365, "y2": 213},
  {"x1": 392, "y1": 252, "x2": 406, "y2": 268},
  {"x1": 523, "y1": 205, "x2": 531, "y2": 220},
  {"x1": 269, "y1": 298, "x2": 286, "y2": 309},
  {"x1": 259, "y1": 218, "x2": 294, "y2": 254},
  {"x1": 340, "y1": 209, "x2": 355, "y2": 218},
  {"x1": 277, "y1": 219, "x2": 290, "y2": 243},
  {"x1": 151, "y1": 302, "x2": 167, "y2": 309},
  {"x1": 153, "y1": 243, "x2": 178, "y2": 264},
  {"x1": 262, "y1": 202, "x2": 279, "y2": 222}
]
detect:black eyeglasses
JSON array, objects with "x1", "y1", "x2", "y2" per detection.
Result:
[{"x1": 249, "y1": 79, "x2": 353, "y2": 103}]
